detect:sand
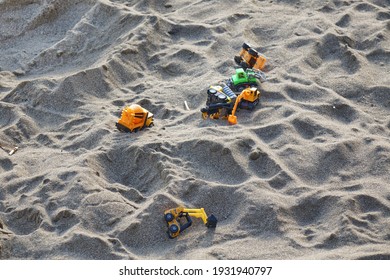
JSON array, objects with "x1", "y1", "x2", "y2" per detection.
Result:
[{"x1": 0, "y1": 0, "x2": 389, "y2": 260}]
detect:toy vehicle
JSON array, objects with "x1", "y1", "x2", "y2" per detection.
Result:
[
  {"x1": 164, "y1": 206, "x2": 217, "y2": 239},
  {"x1": 228, "y1": 87, "x2": 260, "y2": 125},
  {"x1": 201, "y1": 84, "x2": 236, "y2": 119},
  {"x1": 201, "y1": 86, "x2": 260, "y2": 123},
  {"x1": 234, "y1": 42, "x2": 267, "y2": 71},
  {"x1": 226, "y1": 68, "x2": 266, "y2": 92},
  {"x1": 116, "y1": 104, "x2": 154, "y2": 133}
]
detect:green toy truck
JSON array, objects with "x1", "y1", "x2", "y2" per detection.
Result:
[{"x1": 226, "y1": 68, "x2": 266, "y2": 92}]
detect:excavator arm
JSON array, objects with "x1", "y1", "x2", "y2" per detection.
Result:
[
  {"x1": 228, "y1": 87, "x2": 260, "y2": 125},
  {"x1": 227, "y1": 94, "x2": 243, "y2": 125}
]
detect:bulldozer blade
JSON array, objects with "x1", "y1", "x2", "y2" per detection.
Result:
[
  {"x1": 254, "y1": 70, "x2": 267, "y2": 82},
  {"x1": 115, "y1": 122, "x2": 132, "y2": 133}
]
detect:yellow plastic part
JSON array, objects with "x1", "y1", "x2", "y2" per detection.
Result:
[
  {"x1": 117, "y1": 104, "x2": 154, "y2": 132},
  {"x1": 228, "y1": 87, "x2": 260, "y2": 125},
  {"x1": 183, "y1": 208, "x2": 209, "y2": 224},
  {"x1": 210, "y1": 109, "x2": 221, "y2": 119},
  {"x1": 253, "y1": 56, "x2": 266, "y2": 70},
  {"x1": 242, "y1": 87, "x2": 261, "y2": 102},
  {"x1": 164, "y1": 206, "x2": 185, "y2": 219},
  {"x1": 164, "y1": 207, "x2": 209, "y2": 225},
  {"x1": 164, "y1": 207, "x2": 185, "y2": 239}
]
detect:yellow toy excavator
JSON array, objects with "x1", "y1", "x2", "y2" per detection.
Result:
[
  {"x1": 164, "y1": 206, "x2": 217, "y2": 239},
  {"x1": 228, "y1": 87, "x2": 260, "y2": 125},
  {"x1": 116, "y1": 104, "x2": 154, "y2": 133}
]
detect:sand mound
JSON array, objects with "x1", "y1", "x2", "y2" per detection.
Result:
[{"x1": 1, "y1": 0, "x2": 389, "y2": 259}]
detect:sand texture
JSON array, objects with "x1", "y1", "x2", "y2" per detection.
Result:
[{"x1": 1, "y1": 0, "x2": 390, "y2": 260}]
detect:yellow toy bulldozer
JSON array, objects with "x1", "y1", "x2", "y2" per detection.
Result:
[
  {"x1": 116, "y1": 104, "x2": 154, "y2": 133},
  {"x1": 164, "y1": 206, "x2": 217, "y2": 238},
  {"x1": 234, "y1": 42, "x2": 267, "y2": 71},
  {"x1": 228, "y1": 87, "x2": 260, "y2": 125}
]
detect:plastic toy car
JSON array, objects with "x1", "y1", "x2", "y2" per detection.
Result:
[
  {"x1": 116, "y1": 104, "x2": 154, "y2": 133},
  {"x1": 226, "y1": 68, "x2": 266, "y2": 92},
  {"x1": 234, "y1": 42, "x2": 267, "y2": 71},
  {"x1": 201, "y1": 84, "x2": 236, "y2": 119},
  {"x1": 164, "y1": 206, "x2": 217, "y2": 239},
  {"x1": 201, "y1": 85, "x2": 260, "y2": 124}
]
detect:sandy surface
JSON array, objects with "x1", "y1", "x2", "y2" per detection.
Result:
[{"x1": 1, "y1": 0, "x2": 390, "y2": 259}]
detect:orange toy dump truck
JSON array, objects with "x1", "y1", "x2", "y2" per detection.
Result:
[
  {"x1": 116, "y1": 104, "x2": 154, "y2": 133},
  {"x1": 234, "y1": 42, "x2": 267, "y2": 71}
]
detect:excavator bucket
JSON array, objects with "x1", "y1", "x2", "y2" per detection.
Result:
[
  {"x1": 206, "y1": 214, "x2": 218, "y2": 228},
  {"x1": 228, "y1": 114, "x2": 237, "y2": 125}
]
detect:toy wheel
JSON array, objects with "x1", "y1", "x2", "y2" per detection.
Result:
[
  {"x1": 207, "y1": 88, "x2": 217, "y2": 95},
  {"x1": 240, "y1": 61, "x2": 249, "y2": 69},
  {"x1": 237, "y1": 86, "x2": 245, "y2": 92},
  {"x1": 242, "y1": 43, "x2": 250, "y2": 50},
  {"x1": 251, "y1": 99, "x2": 259, "y2": 109},
  {"x1": 164, "y1": 213, "x2": 174, "y2": 222},
  {"x1": 169, "y1": 224, "x2": 179, "y2": 234},
  {"x1": 248, "y1": 48, "x2": 259, "y2": 57},
  {"x1": 234, "y1": 55, "x2": 242, "y2": 65}
]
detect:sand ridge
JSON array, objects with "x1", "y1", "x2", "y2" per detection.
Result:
[{"x1": 1, "y1": 0, "x2": 390, "y2": 259}]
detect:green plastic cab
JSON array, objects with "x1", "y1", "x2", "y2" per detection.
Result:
[{"x1": 230, "y1": 68, "x2": 259, "y2": 92}]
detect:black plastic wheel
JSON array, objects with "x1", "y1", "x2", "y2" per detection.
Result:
[
  {"x1": 240, "y1": 61, "x2": 249, "y2": 69},
  {"x1": 207, "y1": 88, "x2": 217, "y2": 95},
  {"x1": 242, "y1": 42, "x2": 250, "y2": 50},
  {"x1": 169, "y1": 224, "x2": 179, "y2": 234},
  {"x1": 164, "y1": 213, "x2": 174, "y2": 222},
  {"x1": 248, "y1": 48, "x2": 259, "y2": 57}
]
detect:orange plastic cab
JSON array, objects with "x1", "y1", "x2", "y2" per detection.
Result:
[{"x1": 116, "y1": 104, "x2": 154, "y2": 133}]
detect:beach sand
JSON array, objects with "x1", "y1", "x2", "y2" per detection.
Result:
[{"x1": 1, "y1": 0, "x2": 390, "y2": 259}]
